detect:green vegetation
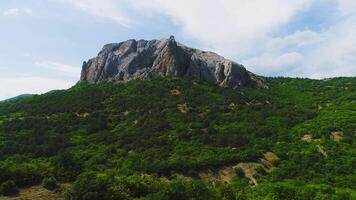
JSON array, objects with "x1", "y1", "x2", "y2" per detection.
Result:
[
  {"x1": 42, "y1": 176, "x2": 59, "y2": 190},
  {"x1": 0, "y1": 180, "x2": 18, "y2": 196},
  {"x1": 0, "y1": 77, "x2": 355, "y2": 199}
]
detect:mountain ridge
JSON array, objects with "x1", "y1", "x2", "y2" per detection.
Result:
[{"x1": 80, "y1": 36, "x2": 267, "y2": 89}]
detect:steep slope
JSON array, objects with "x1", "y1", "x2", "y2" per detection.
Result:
[
  {"x1": 0, "y1": 77, "x2": 355, "y2": 199},
  {"x1": 80, "y1": 36, "x2": 266, "y2": 89}
]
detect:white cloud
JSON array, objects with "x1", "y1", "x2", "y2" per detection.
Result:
[
  {"x1": 30, "y1": 0, "x2": 356, "y2": 78},
  {"x1": 336, "y1": 0, "x2": 356, "y2": 16},
  {"x1": 3, "y1": 8, "x2": 19, "y2": 16},
  {"x1": 0, "y1": 77, "x2": 74, "y2": 101},
  {"x1": 268, "y1": 30, "x2": 324, "y2": 49},
  {"x1": 137, "y1": 0, "x2": 356, "y2": 78},
  {"x1": 305, "y1": 13, "x2": 356, "y2": 78},
  {"x1": 23, "y1": 8, "x2": 33, "y2": 15},
  {"x1": 2, "y1": 8, "x2": 33, "y2": 16},
  {"x1": 244, "y1": 0, "x2": 356, "y2": 78},
  {"x1": 62, "y1": 0, "x2": 131, "y2": 26},
  {"x1": 132, "y1": 0, "x2": 313, "y2": 57},
  {"x1": 35, "y1": 61, "x2": 81, "y2": 78},
  {"x1": 242, "y1": 30, "x2": 322, "y2": 76},
  {"x1": 245, "y1": 52, "x2": 304, "y2": 76},
  {"x1": 62, "y1": 0, "x2": 313, "y2": 53},
  {"x1": 23, "y1": 53, "x2": 32, "y2": 57},
  {"x1": 58, "y1": 0, "x2": 356, "y2": 78}
]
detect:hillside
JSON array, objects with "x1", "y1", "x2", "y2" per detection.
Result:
[
  {"x1": 1, "y1": 94, "x2": 35, "y2": 103},
  {"x1": 0, "y1": 77, "x2": 355, "y2": 199}
]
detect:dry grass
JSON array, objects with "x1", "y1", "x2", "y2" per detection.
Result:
[
  {"x1": 263, "y1": 152, "x2": 279, "y2": 162},
  {"x1": 235, "y1": 163, "x2": 263, "y2": 186},
  {"x1": 177, "y1": 103, "x2": 188, "y2": 113},
  {"x1": 75, "y1": 113, "x2": 90, "y2": 117},
  {"x1": 159, "y1": 152, "x2": 279, "y2": 186},
  {"x1": 0, "y1": 184, "x2": 69, "y2": 200},
  {"x1": 170, "y1": 89, "x2": 181, "y2": 96},
  {"x1": 198, "y1": 167, "x2": 236, "y2": 183},
  {"x1": 260, "y1": 152, "x2": 279, "y2": 169},
  {"x1": 330, "y1": 131, "x2": 343, "y2": 142},
  {"x1": 317, "y1": 145, "x2": 328, "y2": 158},
  {"x1": 194, "y1": 152, "x2": 278, "y2": 186},
  {"x1": 301, "y1": 135, "x2": 321, "y2": 143}
]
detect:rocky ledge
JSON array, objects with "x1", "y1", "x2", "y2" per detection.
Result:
[{"x1": 80, "y1": 36, "x2": 267, "y2": 89}]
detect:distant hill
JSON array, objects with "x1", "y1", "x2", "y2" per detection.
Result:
[
  {"x1": 1, "y1": 94, "x2": 35, "y2": 102},
  {"x1": 0, "y1": 77, "x2": 355, "y2": 199}
]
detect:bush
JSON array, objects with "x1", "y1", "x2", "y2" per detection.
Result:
[
  {"x1": 235, "y1": 167, "x2": 245, "y2": 178},
  {"x1": 0, "y1": 180, "x2": 19, "y2": 196},
  {"x1": 42, "y1": 177, "x2": 58, "y2": 190},
  {"x1": 255, "y1": 166, "x2": 267, "y2": 176}
]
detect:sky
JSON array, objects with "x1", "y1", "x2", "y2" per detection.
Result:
[{"x1": 0, "y1": 0, "x2": 355, "y2": 100}]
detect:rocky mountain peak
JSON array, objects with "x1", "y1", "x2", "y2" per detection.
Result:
[{"x1": 80, "y1": 36, "x2": 267, "y2": 89}]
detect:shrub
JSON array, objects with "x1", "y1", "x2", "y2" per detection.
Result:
[
  {"x1": 235, "y1": 167, "x2": 245, "y2": 178},
  {"x1": 42, "y1": 177, "x2": 58, "y2": 190},
  {"x1": 255, "y1": 166, "x2": 267, "y2": 176},
  {"x1": 0, "y1": 180, "x2": 19, "y2": 196}
]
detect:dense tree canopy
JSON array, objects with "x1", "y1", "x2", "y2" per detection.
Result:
[{"x1": 0, "y1": 77, "x2": 355, "y2": 199}]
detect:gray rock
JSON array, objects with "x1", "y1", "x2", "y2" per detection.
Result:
[{"x1": 80, "y1": 36, "x2": 267, "y2": 89}]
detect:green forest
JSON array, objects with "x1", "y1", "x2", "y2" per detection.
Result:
[{"x1": 0, "y1": 77, "x2": 355, "y2": 199}]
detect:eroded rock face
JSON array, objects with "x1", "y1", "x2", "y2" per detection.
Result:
[{"x1": 80, "y1": 36, "x2": 267, "y2": 89}]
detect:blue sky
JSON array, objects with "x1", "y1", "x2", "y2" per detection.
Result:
[{"x1": 0, "y1": 0, "x2": 355, "y2": 100}]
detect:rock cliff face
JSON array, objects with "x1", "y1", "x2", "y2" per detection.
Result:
[{"x1": 80, "y1": 36, "x2": 266, "y2": 88}]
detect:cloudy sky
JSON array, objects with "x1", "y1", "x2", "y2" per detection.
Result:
[{"x1": 0, "y1": 0, "x2": 355, "y2": 100}]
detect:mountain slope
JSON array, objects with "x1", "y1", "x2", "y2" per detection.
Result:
[
  {"x1": 1, "y1": 94, "x2": 35, "y2": 102},
  {"x1": 0, "y1": 77, "x2": 355, "y2": 199}
]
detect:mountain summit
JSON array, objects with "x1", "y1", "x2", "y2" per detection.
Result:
[{"x1": 80, "y1": 36, "x2": 266, "y2": 88}]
